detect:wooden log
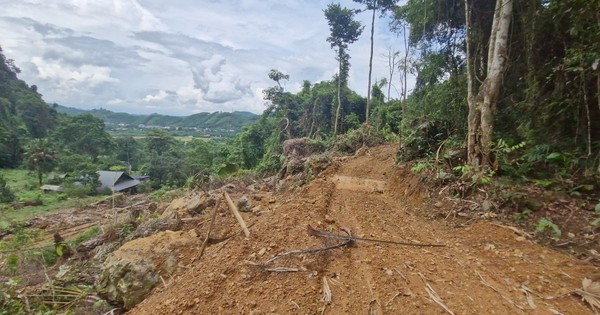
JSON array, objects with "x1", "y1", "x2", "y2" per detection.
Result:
[
  {"x1": 199, "y1": 198, "x2": 220, "y2": 259},
  {"x1": 223, "y1": 191, "x2": 250, "y2": 237}
]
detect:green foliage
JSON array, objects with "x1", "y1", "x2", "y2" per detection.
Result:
[
  {"x1": 145, "y1": 129, "x2": 175, "y2": 156},
  {"x1": 342, "y1": 112, "x2": 361, "y2": 131},
  {"x1": 324, "y1": 3, "x2": 364, "y2": 56},
  {"x1": 532, "y1": 179, "x2": 554, "y2": 188},
  {"x1": 72, "y1": 227, "x2": 101, "y2": 247},
  {"x1": 410, "y1": 161, "x2": 430, "y2": 173},
  {"x1": 452, "y1": 164, "x2": 470, "y2": 177},
  {"x1": 392, "y1": 0, "x2": 600, "y2": 174},
  {"x1": 331, "y1": 124, "x2": 387, "y2": 155},
  {"x1": 514, "y1": 209, "x2": 533, "y2": 222},
  {"x1": 0, "y1": 174, "x2": 15, "y2": 203},
  {"x1": 535, "y1": 218, "x2": 562, "y2": 239},
  {"x1": 25, "y1": 139, "x2": 56, "y2": 186},
  {"x1": 51, "y1": 114, "x2": 114, "y2": 161},
  {"x1": 0, "y1": 278, "x2": 29, "y2": 315},
  {"x1": 0, "y1": 47, "x2": 58, "y2": 168}
]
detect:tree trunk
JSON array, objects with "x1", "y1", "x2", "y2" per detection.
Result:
[
  {"x1": 466, "y1": 0, "x2": 513, "y2": 168},
  {"x1": 334, "y1": 53, "x2": 343, "y2": 135},
  {"x1": 387, "y1": 47, "x2": 396, "y2": 103},
  {"x1": 401, "y1": 22, "x2": 409, "y2": 103},
  {"x1": 365, "y1": 7, "x2": 376, "y2": 123},
  {"x1": 465, "y1": 0, "x2": 481, "y2": 166}
]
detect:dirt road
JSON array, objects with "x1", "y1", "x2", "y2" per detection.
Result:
[{"x1": 129, "y1": 145, "x2": 598, "y2": 314}]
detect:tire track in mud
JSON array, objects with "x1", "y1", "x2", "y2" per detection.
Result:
[
  {"x1": 325, "y1": 174, "x2": 404, "y2": 314},
  {"x1": 328, "y1": 170, "x2": 527, "y2": 314}
]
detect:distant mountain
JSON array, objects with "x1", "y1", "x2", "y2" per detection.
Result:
[{"x1": 54, "y1": 105, "x2": 259, "y2": 130}]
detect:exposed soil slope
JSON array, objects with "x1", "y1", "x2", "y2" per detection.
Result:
[{"x1": 129, "y1": 145, "x2": 599, "y2": 314}]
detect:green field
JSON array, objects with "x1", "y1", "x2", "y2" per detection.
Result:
[{"x1": 0, "y1": 169, "x2": 103, "y2": 223}]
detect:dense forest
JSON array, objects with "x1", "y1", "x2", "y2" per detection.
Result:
[
  {"x1": 224, "y1": 0, "x2": 600, "y2": 182},
  {"x1": 1, "y1": 0, "x2": 599, "y2": 200}
]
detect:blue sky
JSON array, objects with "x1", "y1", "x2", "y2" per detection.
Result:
[{"x1": 0, "y1": 0, "x2": 410, "y2": 116}]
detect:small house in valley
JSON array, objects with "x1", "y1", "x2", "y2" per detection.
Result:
[{"x1": 97, "y1": 171, "x2": 140, "y2": 193}]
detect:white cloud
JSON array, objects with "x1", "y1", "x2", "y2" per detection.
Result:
[
  {"x1": 143, "y1": 90, "x2": 169, "y2": 102},
  {"x1": 0, "y1": 0, "x2": 412, "y2": 115},
  {"x1": 107, "y1": 98, "x2": 125, "y2": 105},
  {"x1": 31, "y1": 57, "x2": 119, "y2": 95}
]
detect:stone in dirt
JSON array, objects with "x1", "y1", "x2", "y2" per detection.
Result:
[
  {"x1": 98, "y1": 230, "x2": 197, "y2": 309},
  {"x1": 132, "y1": 217, "x2": 181, "y2": 239},
  {"x1": 238, "y1": 195, "x2": 251, "y2": 212},
  {"x1": 186, "y1": 193, "x2": 217, "y2": 214},
  {"x1": 162, "y1": 194, "x2": 217, "y2": 219}
]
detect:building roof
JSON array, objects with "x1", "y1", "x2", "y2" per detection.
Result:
[
  {"x1": 132, "y1": 175, "x2": 150, "y2": 181},
  {"x1": 97, "y1": 171, "x2": 140, "y2": 192},
  {"x1": 40, "y1": 184, "x2": 63, "y2": 192}
]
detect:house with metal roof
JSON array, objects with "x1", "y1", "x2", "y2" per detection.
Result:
[{"x1": 97, "y1": 171, "x2": 140, "y2": 193}]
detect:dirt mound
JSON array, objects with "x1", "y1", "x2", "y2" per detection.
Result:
[{"x1": 128, "y1": 145, "x2": 599, "y2": 314}]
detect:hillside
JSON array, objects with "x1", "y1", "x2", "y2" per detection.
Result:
[
  {"x1": 125, "y1": 144, "x2": 599, "y2": 314},
  {"x1": 0, "y1": 47, "x2": 58, "y2": 168},
  {"x1": 2, "y1": 143, "x2": 599, "y2": 314},
  {"x1": 55, "y1": 105, "x2": 258, "y2": 130}
]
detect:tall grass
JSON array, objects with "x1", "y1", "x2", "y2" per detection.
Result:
[{"x1": 0, "y1": 169, "x2": 104, "y2": 223}]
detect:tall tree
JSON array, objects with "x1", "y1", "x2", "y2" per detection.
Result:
[
  {"x1": 353, "y1": 0, "x2": 397, "y2": 122},
  {"x1": 324, "y1": 3, "x2": 364, "y2": 135},
  {"x1": 26, "y1": 139, "x2": 56, "y2": 186},
  {"x1": 145, "y1": 129, "x2": 175, "y2": 156},
  {"x1": 466, "y1": 0, "x2": 513, "y2": 168},
  {"x1": 52, "y1": 114, "x2": 114, "y2": 161}
]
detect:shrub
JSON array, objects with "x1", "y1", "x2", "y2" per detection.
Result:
[
  {"x1": 63, "y1": 184, "x2": 91, "y2": 198},
  {"x1": 0, "y1": 175, "x2": 15, "y2": 203},
  {"x1": 331, "y1": 124, "x2": 387, "y2": 155}
]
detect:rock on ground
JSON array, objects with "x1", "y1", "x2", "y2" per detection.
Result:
[{"x1": 98, "y1": 230, "x2": 198, "y2": 309}]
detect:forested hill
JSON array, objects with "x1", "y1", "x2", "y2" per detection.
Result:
[
  {"x1": 54, "y1": 105, "x2": 258, "y2": 130},
  {"x1": 0, "y1": 47, "x2": 58, "y2": 168}
]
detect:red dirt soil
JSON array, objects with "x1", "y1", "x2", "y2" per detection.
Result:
[{"x1": 129, "y1": 144, "x2": 599, "y2": 315}]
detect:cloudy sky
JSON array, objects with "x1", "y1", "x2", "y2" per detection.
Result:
[{"x1": 0, "y1": 0, "x2": 408, "y2": 116}]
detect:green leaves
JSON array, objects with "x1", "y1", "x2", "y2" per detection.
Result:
[
  {"x1": 324, "y1": 3, "x2": 364, "y2": 51},
  {"x1": 535, "y1": 218, "x2": 562, "y2": 239}
]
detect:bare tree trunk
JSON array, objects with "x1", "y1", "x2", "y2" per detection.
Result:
[
  {"x1": 310, "y1": 100, "x2": 317, "y2": 138},
  {"x1": 465, "y1": 0, "x2": 481, "y2": 166},
  {"x1": 597, "y1": 68, "x2": 600, "y2": 174},
  {"x1": 467, "y1": 0, "x2": 513, "y2": 168},
  {"x1": 386, "y1": 47, "x2": 398, "y2": 103},
  {"x1": 401, "y1": 22, "x2": 409, "y2": 103},
  {"x1": 366, "y1": 7, "x2": 376, "y2": 123},
  {"x1": 334, "y1": 53, "x2": 343, "y2": 135},
  {"x1": 479, "y1": 0, "x2": 513, "y2": 167}
]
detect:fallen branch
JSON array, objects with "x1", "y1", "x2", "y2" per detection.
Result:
[
  {"x1": 265, "y1": 267, "x2": 299, "y2": 273},
  {"x1": 418, "y1": 273, "x2": 455, "y2": 315},
  {"x1": 261, "y1": 226, "x2": 354, "y2": 266},
  {"x1": 114, "y1": 201, "x2": 151, "y2": 212},
  {"x1": 322, "y1": 276, "x2": 332, "y2": 304},
  {"x1": 476, "y1": 271, "x2": 525, "y2": 312},
  {"x1": 307, "y1": 225, "x2": 446, "y2": 247},
  {"x1": 261, "y1": 238, "x2": 352, "y2": 266},
  {"x1": 223, "y1": 191, "x2": 250, "y2": 237},
  {"x1": 199, "y1": 198, "x2": 221, "y2": 259}
]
